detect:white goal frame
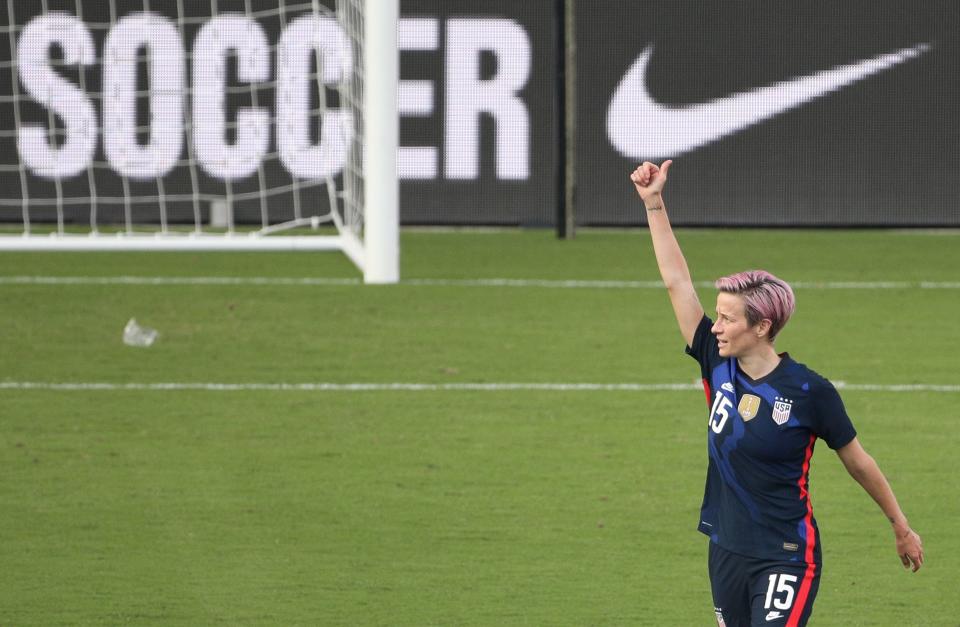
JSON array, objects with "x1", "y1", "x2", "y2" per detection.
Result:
[{"x1": 0, "y1": 0, "x2": 399, "y2": 284}]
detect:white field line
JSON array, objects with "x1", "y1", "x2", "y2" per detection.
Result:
[
  {"x1": 1, "y1": 275, "x2": 960, "y2": 289},
  {"x1": 0, "y1": 275, "x2": 362, "y2": 286},
  {"x1": 0, "y1": 381, "x2": 958, "y2": 393}
]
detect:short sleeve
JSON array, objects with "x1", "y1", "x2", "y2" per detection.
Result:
[
  {"x1": 685, "y1": 315, "x2": 719, "y2": 375},
  {"x1": 811, "y1": 381, "x2": 857, "y2": 450}
]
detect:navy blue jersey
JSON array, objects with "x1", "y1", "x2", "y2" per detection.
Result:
[{"x1": 686, "y1": 316, "x2": 857, "y2": 565}]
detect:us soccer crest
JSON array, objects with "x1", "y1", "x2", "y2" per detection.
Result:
[{"x1": 772, "y1": 396, "x2": 793, "y2": 425}]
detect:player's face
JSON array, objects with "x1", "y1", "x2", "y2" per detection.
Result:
[{"x1": 712, "y1": 293, "x2": 760, "y2": 358}]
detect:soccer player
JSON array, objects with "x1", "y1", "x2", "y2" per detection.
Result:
[{"x1": 630, "y1": 160, "x2": 924, "y2": 626}]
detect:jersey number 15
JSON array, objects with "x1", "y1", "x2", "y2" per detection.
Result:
[{"x1": 709, "y1": 391, "x2": 733, "y2": 434}]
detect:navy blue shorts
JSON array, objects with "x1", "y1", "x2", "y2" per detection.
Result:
[{"x1": 708, "y1": 541, "x2": 820, "y2": 627}]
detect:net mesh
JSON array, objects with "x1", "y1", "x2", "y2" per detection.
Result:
[
  {"x1": 0, "y1": 0, "x2": 362, "y2": 240},
  {"x1": 335, "y1": 0, "x2": 363, "y2": 237}
]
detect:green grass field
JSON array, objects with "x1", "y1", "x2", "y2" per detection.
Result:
[{"x1": 0, "y1": 229, "x2": 957, "y2": 625}]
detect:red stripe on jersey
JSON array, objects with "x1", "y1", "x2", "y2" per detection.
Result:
[
  {"x1": 701, "y1": 378, "x2": 712, "y2": 405},
  {"x1": 788, "y1": 433, "x2": 818, "y2": 627}
]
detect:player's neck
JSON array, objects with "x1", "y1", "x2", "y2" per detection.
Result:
[{"x1": 736, "y1": 345, "x2": 782, "y2": 381}]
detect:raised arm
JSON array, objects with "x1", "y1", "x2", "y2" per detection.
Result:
[
  {"x1": 630, "y1": 161, "x2": 704, "y2": 347},
  {"x1": 836, "y1": 437, "x2": 924, "y2": 572}
]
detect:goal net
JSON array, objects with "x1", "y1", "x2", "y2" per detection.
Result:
[{"x1": 0, "y1": 0, "x2": 398, "y2": 283}]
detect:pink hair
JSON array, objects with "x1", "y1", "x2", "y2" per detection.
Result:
[{"x1": 715, "y1": 270, "x2": 795, "y2": 341}]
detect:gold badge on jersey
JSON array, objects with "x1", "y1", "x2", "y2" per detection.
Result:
[{"x1": 738, "y1": 394, "x2": 761, "y2": 421}]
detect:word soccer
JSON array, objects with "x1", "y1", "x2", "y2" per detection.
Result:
[{"x1": 17, "y1": 12, "x2": 533, "y2": 183}]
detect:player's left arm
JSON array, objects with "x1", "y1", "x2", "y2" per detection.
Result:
[{"x1": 835, "y1": 437, "x2": 924, "y2": 572}]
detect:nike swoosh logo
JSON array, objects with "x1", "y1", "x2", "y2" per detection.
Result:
[{"x1": 607, "y1": 43, "x2": 931, "y2": 159}]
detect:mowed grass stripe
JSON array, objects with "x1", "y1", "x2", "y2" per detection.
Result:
[
  {"x1": 2, "y1": 275, "x2": 960, "y2": 289},
  {"x1": 1, "y1": 389, "x2": 953, "y2": 625},
  {"x1": 1, "y1": 381, "x2": 960, "y2": 392}
]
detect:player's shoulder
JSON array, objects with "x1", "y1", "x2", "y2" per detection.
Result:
[{"x1": 780, "y1": 355, "x2": 840, "y2": 397}]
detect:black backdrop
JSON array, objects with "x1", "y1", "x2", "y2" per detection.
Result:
[
  {"x1": 1, "y1": 1, "x2": 958, "y2": 226},
  {"x1": 403, "y1": 1, "x2": 960, "y2": 225}
]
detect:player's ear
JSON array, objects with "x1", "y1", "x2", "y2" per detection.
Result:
[{"x1": 756, "y1": 319, "x2": 772, "y2": 339}]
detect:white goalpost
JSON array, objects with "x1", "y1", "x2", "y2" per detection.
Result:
[{"x1": 0, "y1": 0, "x2": 398, "y2": 283}]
